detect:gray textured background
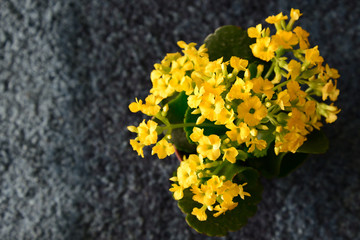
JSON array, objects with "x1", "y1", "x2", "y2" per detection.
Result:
[{"x1": 0, "y1": 0, "x2": 359, "y2": 239}]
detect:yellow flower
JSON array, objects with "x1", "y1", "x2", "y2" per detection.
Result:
[
  {"x1": 177, "y1": 161, "x2": 198, "y2": 188},
  {"x1": 192, "y1": 205, "x2": 207, "y2": 221},
  {"x1": 283, "y1": 131, "x2": 307, "y2": 153},
  {"x1": 305, "y1": 46, "x2": 324, "y2": 66},
  {"x1": 325, "y1": 64, "x2": 340, "y2": 79},
  {"x1": 271, "y1": 30, "x2": 298, "y2": 49},
  {"x1": 199, "y1": 94, "x2": 225, "y2": 122},
  {"x1": 215, "y1": 108, "x2": 235, "y2": 125},
  {"x1": 265, "y1": 12, "x2": 288, "y2": 24},
  {"x1": 247, "y1": 24, "x2": 264, "y2": 38},
  {"x1": 222, "y1": 147, "x2": 238, "y2": 163},
  {"x1": 317, "y1": 103, "x2": 341, "y2": 123},
  {"x1": 250, "y1": 37, "x2": 277, "y2": 62},
  {"x1": 322, "y1": 80, "x2": 340, "y2": 101},
  {"x1": 213, "y1": 201, "x2": 238, "y2": 217},
  {"x1": 286, "y1": 108, "x2": 308, "y2": 135},
  {"x1": 142, "y1": 94, "x2": 162, "y2": 116},
  {"x1": 287, "y1": 59, "x2": 302, "y2": 80},
  {"x1": 230, "y1": 56, "x2": 248, "y2": 72},
  {"x1": 151, "y1": 139, "x2": 175, "y2": 159},
  {"x1": 237, "y1": 96, "x2": 268, "y2": 126},
  {"x1": 276, "y1": 89, "x2": 291, "y2": 110},
  {"x1": 191, "y1": 184, "x2": 217, "y2": 206},
  {"x1": 226, "y1": 77, "x2": 253, "y2": 101},
  {"x1": 287, "y1": 80, "x2": 307, "y2": 106},
  {"x1": 293, "y1": 26, "x2": 310, "y2": 50},
  {"x1": 129, "y1": 139, "x2": 145, "y2": 158},
  {"x1": 226, "y1": 122, "x2": 251, "y2": 144},
  {"x1": 128, "y1": 98, "x2": 143, "y2": 113},
  {"x1": 290, "y1": 8, "x2": 302, "y2": 21},
  {"x1": 169, "y1": 183, "x2": 184, "y2": 200},
  {"x1": 137, "y1": 119, "x2": 158, "y2": 145},
  {"x1": 197, "y1": 135, "x2": 221, "y2": 161},
  {"x1": 187, "y1": 154, "x2": 206, "y2": 171},
  {"x1": 246, "y1": 138, "x2": 267, "y2": 153},
  {"x1": 238, "y1": 183, "x2": 251, "y2": 200},
  {"x1": 251, "y1": 76, "x2": 274, "y2": 99},
  {"x1": 190, "y1": 127, "x2": 204, "y2": 143}
]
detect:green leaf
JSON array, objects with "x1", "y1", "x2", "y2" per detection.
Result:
[
  {"x1": 177, "y1": 167, "x2": 262, "y2": 236},
  {"x1": 166, "y1": 92, "x2": 197, "y2": 153},
  {"x1": 166, "y1": 91, "x2": 188, "y2": 124},
  {"x1": 204, "y1": 25, "x2": 256, "y2": 62},
  {"x1": 184, "y1": 107, "x2": 228, "y2": 143},
  {"x1": 248, "y1": 143, "x2": 308, "y2": 178},
  {"x1": 297, "y1": 129, "x2": 329, "y2": 154}
]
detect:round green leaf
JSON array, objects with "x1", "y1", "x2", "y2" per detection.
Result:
[{"x1": 204, "y1": 25, "x2": 256, "y2": 62}]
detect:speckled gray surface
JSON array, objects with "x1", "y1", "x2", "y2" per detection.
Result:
[{"x1": 0, "y1": 0, "x2": 359, "y2": 239}]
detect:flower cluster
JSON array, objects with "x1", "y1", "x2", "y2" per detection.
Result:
[{"x1": 127, "y1": 9, "x2": 340, "y2": 222}]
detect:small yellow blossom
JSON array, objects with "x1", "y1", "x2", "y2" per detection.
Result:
[
  {"x1": 271, "y1": 30, "x2": 298, "y2": 49},
  {"x1": 237, "y1": 96, "x2": 268, "y2": 126},
  {"x1": 230, "y1": 56, "x2": 248, "y2": 72},
  {"x1": 151, "y1": 139, "x2": 175, "y2": 159},
  {"x1": 169, "y1": 183, "x2": 184, "y2": 200},
  {"x1": 293, "y1": 26, "x2": 310, "y2": 50},
  {"x1": 247, "y1": 24, "x2": 264, "y2": 38},
  {"x1": 250, "y1": 37, "x2": 276, "y2": 62},
  {"x1": 265, "y1": 12, "x2": 288, "y2": 24},
  {"x1": 222, "y1": 147, "x2": 238, "y2": 163},
  {"x1": 192, "y1": 205, "x2": 207, "y2": 221},
  {"x1": 322, "y1": 80, "x2": 340, "y2": 101},
  {"x1": 305, "y1": 46, "x2": 324, "y2": 66},
  {"x1": 226, "y1": 77, "x2": 253, "y2": 101},
  {"x1": 137, "y1": 119, "x2": 158, "y2": 145},
  {"x1": 246, "y1": 138, "x2": 267, "y2": 153},
  {"x1": 251, "y1": 76, "x2": 274, "y2": 99},
  {"x1": 226, "y1": 122, "x2": 251, "y2": 144},
  {"x1": 287, "y1": 59, "x2": 302, "y2": 80},
  {"x1": 129, "y1": 139, "x2": 145, "y2": 158},
  {"x1": 190, "y1": 127, "x2": 204, "y2": 143},
  {"x1": 197, "y1": 135, "x2": 221, "y2": 161},
  {"x1": 290, "y1": 8, "x2": 302, "y2": 21}
]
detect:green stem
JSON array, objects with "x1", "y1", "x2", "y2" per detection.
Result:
[
  {"x1": 273, "y1": 79, "x2": 291, "y2": 91},
  {"x1": 167, "y1": 122, "x2": 226, "y2": 130},
  {"x1": 264, "y1": 61, "x2": 276, "y2": 79}
]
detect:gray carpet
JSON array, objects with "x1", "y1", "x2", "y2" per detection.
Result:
[{"x1": 1, "y1": 0, "x2": 359, "y2": 239}]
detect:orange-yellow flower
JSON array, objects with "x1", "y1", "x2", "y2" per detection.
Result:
[
  {"x1": 250, "y1": 37, "x2": 277, "y2": 62},
  {"x1": 237, "y1": 96, "x2": 267, "y2": 126},
  {"x1": 251, "y1": 76, "x2": 274, "y2": 99}
]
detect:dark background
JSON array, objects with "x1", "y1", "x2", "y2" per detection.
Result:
[{"x1": 1, "y1": 0, "x2": 359, "y2": 239}]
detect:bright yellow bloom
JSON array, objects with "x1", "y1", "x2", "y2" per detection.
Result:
[
  {"x1": 251, "y1": 76, "x2": 274, "y2": 99},
  {"x1": 137, "y1": 119, "x2": 158, "y2": 145},
  {"x1": 190, "y1": 127, "x2": 204, "y2": 143},
  {"x1": 177, "y1": 161, "x2": 198, "y2": 188},
  {"x1": 213, "y1": 201, "x2": 238, "y2": 217},
  {"x1": 151, "y1": 139, "x2": 175, "y2": 159},
  {"x1": 230, "y1": 56, "x2": 248, "y2": 72},
  {"x1": 265, "y1": 12, "x2": 288, "y2": 24},
  {"x1": 287, "y1": 81, "x2": 307, "y2": 106},
  {"x1": 192, "y1": 205, "x2": 207, "y2": 221},
  {"x1": 187, "y1": 154, "x2": 206, "y2": 171},
  {"x1": 322, "y1": 80, "x2": 340, "y2": 101},
  {"x1": 199, "y1": 94, "x2": 225, "y2": 122},
  {"x1": 237, "y1": 96, "x2": 267, "y2": 126},
  {"x1": 197, "y1": 135, "x2": 221, "y2": 161},
  {"x1": 282, "y1": 131, "x2": 307, "y2": 153},
  {"x1": 187, "y1": 86, "x2": 205, "y2": 109},
  {"x1": 290, "y1": 8, "x2": 302, "y2": 21},
  {"x1": 169, "y1": 183, "x2": 184, "y2": 200},
  {"x1": 276, "y1": 90, "x2": 291, "y2": 110},
  {"x1": 226, "y1": 77, "x2": 253, "y2": 101},
  {"x1": 206, "y1": 175, "x2": 224, "y2": 191},
  {"x1": 286, "y1": 108, "x2": 308, "y2": 135},
  {"x1": 247, "y1": 24, "x2": 264, "y2": 38},
  {"x1": 246, "y1": 138, "x2": 267, "y2": 153},
  {"x1": 238, "y1": 183, "x2": 251, "y2": 200},
  {"x1": 222, "y1": 147, "x2": 238, "y2": 163},
  {"x1": 317, "y1": 103, "x2": 341, "y2": 123},
  {"x1": 215, "y1": 108, "x2": 235, "y2": 125},
  {"x1": 129, "y1": 98, "x2": 143, "y2": 113},
  {"x1": 271, "y1": 30, "x2": 298, "y2": 49},
  {"x1": 129, "y1": 139, "x2": 145, "y2": 158},
  {"x1": 293, "y1": 26, "x2": 310, "y2": 50},
  {"x1": 191, "y1": 184, "x2": 217, "y2": 206},
  {"x1": 305, "y1": 46, "x2": 324, "y2": 66},
  {"x1": 287, "y1": 59, "x2": 302, "y2": 80},
  {"x1": 226, "y1": 122, "x2": 251, "y2": 144},
  {"x1": 250, "y1": 37, "x2": 276, "y2": 62},
  {"x1": 325, "y1": 64, "x2": 340, "y2": 79},
  {"x1": 141, "y1": 94, "x2": 162, "y2": 116}
]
